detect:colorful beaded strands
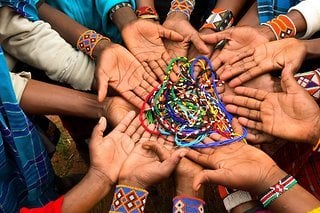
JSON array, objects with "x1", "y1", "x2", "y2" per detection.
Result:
[{"x1": 140, "y1": 56, "x2": 247, "y2": 148}]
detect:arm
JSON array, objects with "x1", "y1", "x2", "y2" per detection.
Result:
[{"x1": 302, "y1": 38, "x2": 320, "y2": 59}]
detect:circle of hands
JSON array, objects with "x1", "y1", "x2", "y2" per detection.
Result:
[{"x1": 88, "y1": 18, "x2": 320, "y2": 193}]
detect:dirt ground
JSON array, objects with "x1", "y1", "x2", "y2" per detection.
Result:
[{"x1": 48, "y1": 116, "x2": 226, "y2": 213}]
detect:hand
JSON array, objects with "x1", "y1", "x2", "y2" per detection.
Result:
[
  {"x1": 88, "y1": 111, "x2": 142, "y2": 184},
  {"x1": 163, "y1": 13, "x2": 209, "y2": 58},
  {"x1": 218, "y1": 38, "x2": 307, "y2": 87},
  {"x1": 94, "y1": 42, "x2": 159, "y2": 107},
  {"x1": 186, "y1": 119, "x2": 287, "y2": 196},
  {"x1": 119, "y1": 131, "x2": 186, "y2": 189},
  {"x1": 222, "y1": 65, "x2": 320, "y2": 145},
  {"x1": 188, "y1": 29, "x2": 215, "y2": 60},
  {"x1": 200, "y1": 26, "x2": 271, "y2": 69},
  {"x1": 121, "y1": 19, "x2": 183, "y2": 81}
]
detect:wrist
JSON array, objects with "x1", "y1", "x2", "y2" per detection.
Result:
[
  {"x1": 92, "y1": 38, "x2": 112, "y2": 59},
  {"x1": 175, "y1": 179, "x2": 204, "y2": 198},
  {"x1": 165, "y1": 12, "x2": 189, "y2": 25},
  {"x1": 87, "y1": 167, "x2": 114, "y2": 193},
  {"x1": 303, "y1": 39, "x2": 320, "y2": 59},
  {"x1": 113, "y1": 6, "x2": 137, "y2": 32},
  {"x1": 119, "y1": 176, "x2": 147, "y2": 190},
  {"x1": 311, "y1": 115, "x2": 320, "y2": 150},
  {"x1": 254, "y1": 25, "x2": 277, "y2": 41}
]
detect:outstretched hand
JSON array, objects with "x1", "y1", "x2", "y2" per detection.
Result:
[
  {"x1": 121, "y1": 19, "x2": 184, "y2": 81},
  {"x1": 94, "y1": 43, "x2": 159, "y2": 107},
  {"x1": 218, "y1": 38, "x2": 307, "y2": 87},
  {"x1": 222, "y1": 65, "x2": 320, "y2": 144}
]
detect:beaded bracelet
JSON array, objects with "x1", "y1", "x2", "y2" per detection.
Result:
[
  {"x1": 173, "y1": 195, "x2": 205, "y2": 213},
  {"x1": 167, "y1": 0, "x2": 196, "y2": 21},
  {"x1": 109, "y1": 185, "x2": 148, "y2": 213},
  {"x1": 136, "y1": 6, "x2": 159, "y2": 21},
  {"x1": 76, "y1": 30, "x2": 110, "y2": 59},
  {"x1": 259, "y1": 175, "x2": 297, "y2": 208},
  {"x1": 262, "y1": 14, "x2": 296, "y2": 40},
  {"x1": 294, "y1": 69, "x2": 320, "y2": 101},
  {"x1": 109, "y1": 2, "x2": 133, "y2": 21},
  {"x1": 200, "y1": 8, "x2": 234, "y2": 32}
]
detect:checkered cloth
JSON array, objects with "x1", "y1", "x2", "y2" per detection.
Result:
[
  {"x1": 0, "y1": 0, "x2": 39, "y2": 21},
  {"x1": 257, "y1": 0, "x2": 301, "y2": 23}
]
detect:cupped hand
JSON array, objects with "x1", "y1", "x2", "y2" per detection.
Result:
[
  {"x1": 222, "y1": 65, "x2": 320, "y2": 144},
  {"x1": 94, "y1": 42, "x2": 159, "y2": 107},
  {"x1": 218, "y1": 38, "x2": 307, "y2": 87},
  {"x1": 121, "y1": 19, "x2": 183, "y2": 81}
]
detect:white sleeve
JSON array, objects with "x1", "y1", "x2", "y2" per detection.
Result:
[
  {"x1": 0, "y1": 7, "x2": 95, "y2": 91},
  {"x1": 9, "y1": 72, "x2": 31, "y2": 103},
  {"x1": 289, "y1": 0, "x2": 320, "y2": 39}
]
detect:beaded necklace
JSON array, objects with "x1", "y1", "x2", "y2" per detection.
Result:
[{"x1": 140, "y1": 56, "x2": 247, "y2": 148}]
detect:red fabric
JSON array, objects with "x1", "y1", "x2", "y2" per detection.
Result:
[{"x1": 20, "y1": 196, "x2": 64, "y2": 213}]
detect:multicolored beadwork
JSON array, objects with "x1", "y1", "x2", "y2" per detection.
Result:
[
  {"x1": 173, "y1": 196, "x2": 205, "y2": 213},
  {"x1": 140, "y1": 56, "x2": 247, "y2": 148},
  {"x1": 167, "y1": 0, "x2": 195, "y2": 21},
  {"x1": 262, "y1": 14, "x2": 296, "y2": 40},
  {"x1": 200, "y1": 8, "x2": 234, "y2": 32},
  {"x1": 294, "y1": 69, "x2": 320, "y2": 101}
]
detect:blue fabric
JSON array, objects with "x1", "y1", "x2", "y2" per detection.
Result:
[
  {"x1": 0, "y1": 0, "x2": 39, "y2": 21},
  {"x1": 0, "y1": 47, "x2": 57, "y2": 212},
  {"x1": 257, "y1": 0, "x2": 301, "y2": 23},
  {"x1": 45, "y1": 0, "x2": 136, "y2": 43}
]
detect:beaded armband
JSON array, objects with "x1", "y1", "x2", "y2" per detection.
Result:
[
  {"x1": 167, "y1": 0, "x2": 196, "y2": 21},
  {"x1": 109, "y1": 185, "x2": 148, "y2": 213},
  {"x1": 109, "y1": 2, "x2": 133, "y2": 21},
  {"x1": 200, "y1": 9, "x2": 234, "y2": 32},
  {"x1": 136, "y1": 6, "x2": 159, "y2": 21},
  {"x1": 218, "y1": 185, "x2": 253, "y2": 212},
  {"x1": 259, "y1": 175, "x2": 297, "y2": 208},
  {"x1": 77, "y1": 30, "x2": 110, "y2": 59},
  {"x1": 173, "y1": 196, "x2": 205, "y2": 213},
  {"x1": 294, "y1": 68, "x2": 320, "y2": 101},
  {"x1": 262, "y1": 14, "x2": 296, "y2": 40}
]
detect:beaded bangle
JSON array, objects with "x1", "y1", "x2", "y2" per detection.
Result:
[
  {"x1": 173, "y1": 195, "x2": 205, "y2": 213},
  {"x1": 259, "y1": 175, "x2": 297, "y2": 208},
  {"x1": 109, "y1": 2, "x2": 133, "y2": 21},
  {"x1": 294, "y1": 69, "x2": 320, "y2": 101},
  {"x1": 76, "y1": 30, "x2": 110, "y2": 59},
  {"x1": 200, "y1": 9, "x2": 234, "y2": 32},
  {"x1": 109, "y1": 185, "x2": 148, "y2": 213},
  {"x1": 218, "y1": 185, "x2": 253, "y2": 212},
  {"x1": 167, "y1": 0, "x2": 196, "y2": 21},
  {"x1": 262, "y1": 14, "x2": 296, "y2": 40},
  {"x1": 136, "y1": 6, "x2": 159, "y2": 21}
]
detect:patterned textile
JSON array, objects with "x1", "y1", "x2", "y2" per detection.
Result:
[
  {"x1": 295, "y1": 69, "x2": 320, "y2": 101},
  {"x1": 109, "y1": 185, "x2": 148, "y2": 213},
  {"x1": 172, "y1": 196, "x2": 205, "y2": 213},
  {"x1": 256, "y1": 0, "x2": 301, "y2": 23},
  {"x1": 0, "y1": 0, "x2": 39, "y2": 21},
  {"x1": 0, "y1": 47, "x2": 56, "y2": 212}
]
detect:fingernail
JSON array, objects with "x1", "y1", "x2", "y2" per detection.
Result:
[
  {"x1": 98, "y1": 117, "x2": 104, "y2": 124},
  {"x1": 195, "y1": 184, "x2": 201, "y2": 191}
]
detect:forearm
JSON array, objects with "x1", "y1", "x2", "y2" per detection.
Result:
[
  {"x1": 136, "y1": 0, "x2": 155, "y2": 8},
  {"x1": 112, "y1": 6, "x2": 137, "y2": 32},
  {"x1": 302, "y1": 38, "x2": 320, "y2": 59},
  {"x1": 215, "y1": 0, "x2": 246, "y2": 18},
  {"x1": 20, "y1": 79, "x2": 104, "y2": 119},
  {"x1": 62, "y1": 168, "x2": 113, "y2": 213}
]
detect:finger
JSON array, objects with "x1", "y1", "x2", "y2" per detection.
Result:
[
  {"x1": 121, "y1": 90, "x2": 144, "y2": 108},
  {"x1": 142, "y1": 62, "x2": 158, "y2": 80},
  {"x1": 186, "y1": 149, "x2": 215, "y2": 168},
  {"x1": 246, "y1": 128, "x2": 275, "y2": 144},
  {"x1": 211, "y1": 50, "x2": 223, "y2": 69},
  {"x1": 113, "y1": 111, "x2": 136, "y2": 132},
  {"x1": 131, "y1": 125, "x2": 147, "y2": 143},
  {"x1": 149, "y1": 60, "x2": 166, "y2": 81},
  {"x1": 90, "y1": 117, "x2": 107, "y2": 145},
  {"x1": 281, "y1": 63, "x2": 302, "y2": 94},
  {"x1": 158, "y1": 25, "x2": 184, "y2": 42},
  {"x1": 220, "y1": 58, "x2": 257, "y2": 82},
  {"x1": 222, "y1": 95, "x2": 261, "y2": 110},
  {"x1": 190, "y1": 33, "x2": 210, "y2": 55},
  {"x1": 234, "y1": 86, "x2": 268, "y2": 101},
  {"x1": 238, "y1": 117, "x2": 263, "y2": 131},
  {"x1": 231, "y1": 118, "x2": 243, "y2": 135},
  {"x1": 225, "y1": 104, "x2": 261, "y2": 121},
  {"x1": 124, "y1": 115, "x2": 141, "y2": 137},
  {"x1": 200, "y1": 30, "x2": 231, "y2": 44},
  {"x1": 158, "y1": 148, "x2": 187, "y2": 177},
  {"x1": 142, "y1": 141, "x2": 171, "y2": 161},
  {"x1": 97, "y1": 71, "x2": 109, "y2": 102},
  {"x1": 193, "y1": 169, "x2": 225, "y2": 191},
  {"x1": 143, "y1": 72, "x2": 159, "y2": 88}
]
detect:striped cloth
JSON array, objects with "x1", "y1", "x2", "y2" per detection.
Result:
[
  {"x1": 257, "y1": 0, "x2": 301, "y2": 23},
  {"x1": 0, "y1": 0, "x2": 39, "y2": 21}
]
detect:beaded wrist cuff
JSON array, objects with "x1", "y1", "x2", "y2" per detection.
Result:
[
  {"x1": 173, "y1": 195, "x2": 205, "y2": 213},
  {"x1": 109, "y1": 2, "x2": 133, "y2": 21},
  {"x1": 77, "y1": 30, "x2": 110, "y2": 59},
  {"x1": 109, "y1": 185, "x2": 148, "y2": 213},
  {"x1": 262, "y1": 14, "x2": 296, "y2": 40},
  {"x1": 259, "y1": 175, "x2": 297, "y2": 208},
  {"x1": 136, "y1": 6, "x2": 159, "y2": 21},
  {"x1": 167, "y1": 0, "x2": 196, "y2": 21},
  {"x1": 294, "y1": 69, "x2": 320, "y2": 101},
  {"x1": 218, "y1": 185, "x2": 253, "y2": 212},
  {"x1": 200, "y1": 9, "x2": 234, "y2": 32}
]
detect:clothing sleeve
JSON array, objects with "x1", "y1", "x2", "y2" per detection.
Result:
[
  {"x1": 9, "y1": 72, "x2": 31, "y2": 103},
  {"x1": 109, "y1": 185, "x2": 148, "y2": 212},
  {"x1": 172, "y1": 195, "x2": 205, "y2": 213},
  {"x1": 289, "y1": 0, "x2": 320, "y2": 39},
  {"x1": 20, "y1": 196, "x2": 64, "y2": 213},
  {"x1": 0, "y1": 7, "x2": 95, "y2": 91},
  {"x1": 94, "y1": 0, "x2": 136, "y2": 41}
]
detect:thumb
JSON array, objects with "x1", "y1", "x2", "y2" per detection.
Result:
[
  {"x1": 280, "y1": 63, "x2": 300, "y2": 94},
  {"x1": 158, "y1": 25, "x2": 184, "y2": 42},
  {"x1": 158, "y1": 149, "x2": 187, "y2": 176},
  {"x1": 90, "y1": 117, "x2": 107, "y2": 146},
  {"x1": 142, "y1": 141, "x2": 171, "y2": 161},
  {"x1": 193, "y1": 169, "x2": 225, "y2": 191},
  {"x1": 97, "y1": 72, "x2": 109, "y2": 102}
]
